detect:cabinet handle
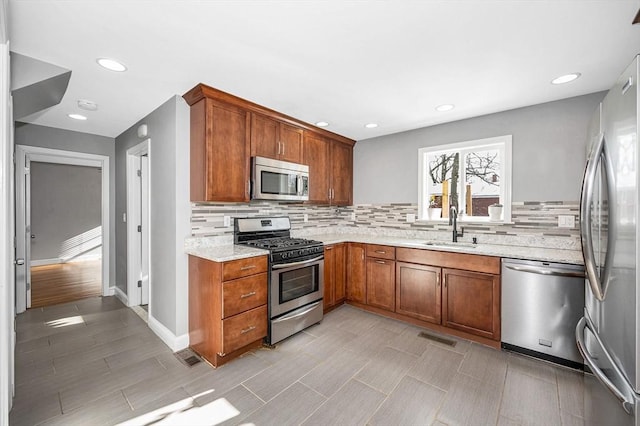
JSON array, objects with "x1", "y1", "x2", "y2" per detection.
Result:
[
  {"x1": 331, "y1": 188, "x2": 334, "y2": 199},
  {"x1": 240, "y1": 291, "x2": 256, "y2": 299},
  {"x1": 240, "y1": 265, "x2": 256, "y2": 271},
  {"x1": 375, "y1": 260, "x2": 386, "y2": 265},
  {"x1": 436, "y1": 275, "x2": 440, "y2": 287},
  {"x1": 241, "y1": 325, "x2": 256, "y2": 334},
  {"x1": 326, "y1": 247, "x2": 333, "y2": 250},
  {"x1": 374, "y1": 250, "x2": 386, "y2": 254},
  {"x1": 281, "y1": 141, "x2": 285, "y2": 155},
  {"x1": 443, "y1": 277, "x2": 447, "y2": 288},
  {"x1": 246, "y1": 180, "x2": 250, "y2": 196}
]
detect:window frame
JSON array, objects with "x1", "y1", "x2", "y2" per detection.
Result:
[{"x1": 417, "y1": 135, "x2": 513, "y2": 223}]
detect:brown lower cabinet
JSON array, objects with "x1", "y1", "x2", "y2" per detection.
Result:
[
  {"x1": 442, "y1": 268, "x2": 501, "y2": 340},
  {"x1": 189, "y1": 255, "x2": 268, "y2": 367},
  {"x1": 346, "y1": 243, "x2": 366, "y2": 303},
  {"x1": 395, "y1": 262, "x2": 441, "y2": 324},
  {"x1": 346, "y1": 245, "x2": 501, "y2": 345},
  {"x1": 324, "y1": 243, "x2": 346, "y2": 311}
]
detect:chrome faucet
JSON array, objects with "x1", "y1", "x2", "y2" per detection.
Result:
[{"x1": 449, "y1": 206, "x2": 464, "y2": 242}]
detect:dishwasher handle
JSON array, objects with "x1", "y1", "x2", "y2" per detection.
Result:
[{"x1": 503, "y1": 264, "x2": 585, "y2": 278}]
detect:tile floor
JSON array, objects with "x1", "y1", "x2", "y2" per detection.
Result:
[{"x1": 10, "y1": 296, "x2": 586, "y2": 426}]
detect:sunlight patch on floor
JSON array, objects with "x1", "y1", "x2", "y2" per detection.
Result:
[
  {"x1": 116, "y1": 390, "x2": 242, "y2": 426},
  {"x1": 45, "y1": 315, "x2": 85, "y2": 328}
]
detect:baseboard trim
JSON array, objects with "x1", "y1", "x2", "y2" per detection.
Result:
[
  {"x1": 113, "y1": 286, "x2": 127, "y2": 304},
  {"x1": 148, "y1": 314, "x2": 189, "y2": 352},
  {"x1": 30, "y1": 258, "x2": 62, "y2": 267}
]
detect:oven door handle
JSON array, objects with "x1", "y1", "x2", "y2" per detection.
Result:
[
  {"x1": 271, "y1": 256, "x2": 324, "y2": 270},
  {"x1": 272, "y1": 301, "x2": 321, "y2": 323}
]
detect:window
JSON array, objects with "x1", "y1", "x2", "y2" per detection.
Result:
[{"x1": 418, "y1": 135, "x2": 512, "y2": 222}]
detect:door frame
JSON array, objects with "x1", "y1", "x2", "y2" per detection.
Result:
[
  {"x1": 15, "y1": 145, "x2": 110, "y2": 313},
  {"x1": 126, "y1": 139, "x2": 150, "y2": 308}
]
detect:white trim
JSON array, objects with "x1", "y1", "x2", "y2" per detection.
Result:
[
  {"x1": 1, "y1": 40, "x2": 13, "y2": 425},
  {"x1": 114, "y1": 286, "x2": 128, "y2": 306},
  {"x1": 15, "y1": 145, "x2": 110, "y2": 308},
  {"x1": 126, "y1": 139, "x2": 150, "y2": 308},
  {"x1": 148, "y1": 314, "x2": 189, "y2": 352}
]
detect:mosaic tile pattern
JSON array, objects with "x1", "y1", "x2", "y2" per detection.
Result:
[{"x1": 191, "y1": 201, "x2": 580, "y2": 249}]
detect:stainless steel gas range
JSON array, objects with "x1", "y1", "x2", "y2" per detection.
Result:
[{"x1": 234, "y1": 217, "x2": 324, "y2": 345}]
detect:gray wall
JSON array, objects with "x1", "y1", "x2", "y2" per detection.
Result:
[
  {"x1": 354, "y1": 92, "x2": 606, "y2": 204},
  {"x1": 115, "y1": 95, "x2": 190, "y2": 338},
  {"x1": 30, "y1": 162, "x2": 101, "y2": 261},
  {"x1": 14, "y1": 123, "x2": 116, "y2": 286}
]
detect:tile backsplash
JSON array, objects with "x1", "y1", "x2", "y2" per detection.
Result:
[{"x1": 191, "y1": 201, "x2": 580, "y2": 250}]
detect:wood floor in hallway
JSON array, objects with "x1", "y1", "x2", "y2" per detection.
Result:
[{"x1": 30, "y1": 259, "x2": 102, "y2": 308}]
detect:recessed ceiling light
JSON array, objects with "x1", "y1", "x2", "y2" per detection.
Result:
[
  {"x1": 551, "y1": 73, "x2": 581, "y2": 85},
  {"x1": 77, "y1": 99, "x2": 98, "y2": 111},
  {"x1": 96, "y1": 58, "x2": 127, "y2": 72},
  {"x1": 68, "y1": 113, "x2": 87, "y2": 121},
  {"x1": 435, "y1": 104, "x2": 455, "y2": 112},
  {"x1": 315, "y1": 121, "x2": 329, "y2": 127},
  {"x1": 364, "y1": 123, "x2": 378, "y2": 129}
]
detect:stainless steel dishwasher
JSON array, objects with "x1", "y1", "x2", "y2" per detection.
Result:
[{"x1": 501, "y1": 258, "x2": 585, "y2": 369}]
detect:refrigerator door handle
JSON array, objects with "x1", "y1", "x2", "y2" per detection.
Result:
[
  {"x1": 579, "y1": 132, "x2": 612, "y2": 301},
  {"x1": 576, "y1": 316, "x2": 635, "y2": 414}
]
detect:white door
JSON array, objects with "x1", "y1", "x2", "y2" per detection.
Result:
[
  {"x1": 140, "y1": 154, "x2": 149, "y2": 305},
  {"x1": 14, "y1": 148, "x2": 30, "y2": 313}
]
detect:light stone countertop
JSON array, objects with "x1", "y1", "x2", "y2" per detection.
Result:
[{"x1": 185, "y1": 232, "x2": 584, "y2": 265}]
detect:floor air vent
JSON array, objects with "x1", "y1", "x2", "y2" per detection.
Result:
[
  {"x1": 175, "y1": 348, "x2": 203, "y2": 367},
  {"x1": 418, "y1": 331, "x2": 457, "y2": 347}
]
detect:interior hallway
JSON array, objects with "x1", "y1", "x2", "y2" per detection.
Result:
[{"x1": 11, "y1": 297, "x2": 586, "y2": 425}]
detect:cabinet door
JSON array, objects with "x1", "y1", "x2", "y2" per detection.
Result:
[
  {"x1": 204, "y1": 99, "x2": 250, "y2": 201},
  {"x1": 366, "y1": 258, "x2": 395, "y2": 311},
  {"x1": 442, "y1": 268, "x2": 500, "y2": 340},
  {"x1": 324, "y1": 245, "x2": 336, "y2": 309},
  {"x1": 279, "y1": 123, "x2": 303, "y2": 163},
  {"x1": 396, "y1": 262, "x2": 441, "y2": 324},
  {"x1": 303, "y1": 132, "x2": 330, "y2": 203},
  {"x1": 250, "y1": 113, "x2": 279, "y2": 160},
  {"x1": 334, "y1": 243, "x2": 346, "y2": 303},
  {"x1": 346, "y1": 243, "x2": 366, "y2": 303},
  {"x1": 330, "y1": 141, "x2": 353, "y2": 206}
]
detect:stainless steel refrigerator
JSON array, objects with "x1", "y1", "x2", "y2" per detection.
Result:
[{"x1": 577, "y1": 55, "x2": 640, "y2": 426}]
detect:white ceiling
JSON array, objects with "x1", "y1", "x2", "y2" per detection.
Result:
[{"x1": 9, "y1": 0, "x2": 640, "y2": 141}]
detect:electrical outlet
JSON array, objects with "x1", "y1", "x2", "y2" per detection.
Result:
[
  {"x1": 350, "y1": 212, "x2": 356, "y2": 221},
  {"x1": 406, "y1": 213, "x2": 416, "y2": 223},
  {"x1": 558, "y1": 215, "x2": 575, "y2": 228},
  {"x1": 223, "y1": 216, "x2": 231, "y2": 227},
  {"x1": 303, "y1": 214, "x2": 308, "y2": 223}
]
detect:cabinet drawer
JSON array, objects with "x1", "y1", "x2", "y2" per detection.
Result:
[
  {"x1": 222, "y1": 305, "x2": 267, "y2": 354},
  {"x1": 223, "y1": 256, "x2": 268, "y2": 281},
  {"x1": 366, "y1": 244, "x2": 396, "y2": 260},
  {"x1": 222, "y1": 273, "x2": 268, "y2": 318}
]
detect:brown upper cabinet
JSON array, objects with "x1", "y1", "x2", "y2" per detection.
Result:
[
  {"x1": 303, "y1": 131, "x2": 353, "y2": 205},
  {"x1": 250, "y1": 113, "x2": 303, "y2": 164},
  {"x1": 184, "y1": 83, "x2": 355, "y2": 203}
]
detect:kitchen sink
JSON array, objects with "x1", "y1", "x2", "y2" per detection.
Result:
[{"x1": 422, "y1": 241, "x2": 477, "y2": 249}]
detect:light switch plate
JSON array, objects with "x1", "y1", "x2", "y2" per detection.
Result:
[
  {"x1": 406, "y1": 213, "x2": 416, "y2": 223},
  {"x1": 351, "y1": 212, "x2": 356, "y2": 221},
  {"x1": 303, "y1": 214, "x2": 308, "y2": 223},
  {"x1": 558, "y1": 215, "x2": 575, "y2": 228},
  {"x1": 223, "y1": 216, "x2": 231, "y2": 227}
]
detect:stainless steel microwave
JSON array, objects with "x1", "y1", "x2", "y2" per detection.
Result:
[{"x1": 252, "y1": 156, "x2": 309, "y2": 201}]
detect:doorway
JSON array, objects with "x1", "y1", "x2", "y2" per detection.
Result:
[
  {"x1": 14, "y1": 145, "x2": 110, "y2": 313},
  {"x1": 126, "y1": 139, "x2": 150, "y2": 313}
]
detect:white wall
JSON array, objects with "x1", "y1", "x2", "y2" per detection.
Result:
[
  {"x1": 354, "y1": 92, "x2": 605, "y2": 204},
  {"x1": 30, "y1": 162, "x2": 101, "y2": 262},
  {"x1": 115, "y1": 95, "x2": 190, "y2": 349}
]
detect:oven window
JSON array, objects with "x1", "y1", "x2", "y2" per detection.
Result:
[
  {"x1": 261, "y1": 171, "x2": 298, "y2": 195},
  {"x1": 279, "y1": 264, "x2": 319, "y2": 303}
]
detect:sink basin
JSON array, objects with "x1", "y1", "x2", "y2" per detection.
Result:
[{"x1": 422, "y1": 241, "x2": 477, "y2": 249}]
